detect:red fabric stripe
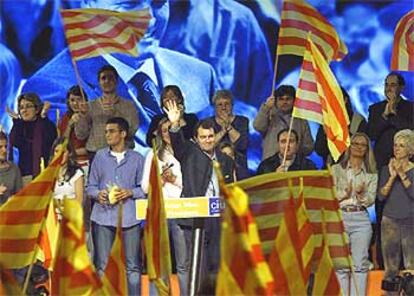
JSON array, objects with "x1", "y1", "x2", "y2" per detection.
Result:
[
  {"x1": 245, "y1": 175, "x2": 333, "y2": 192},
  {"x1": 70, "y1": 34, "x2": 136, "y2": 58},
  {"x1": 64, "y1": 14, "x2": 115, "y2": 30},
  {"x1": 391, "y1": 11, "x2": 414, "y2": 69},
  {"x1": 0, "y1": 209, "x2": 45, "y2": 225},
  {"x1": 258, "y1": 221, "x2": 345, "y2": 242},
  {"x1": 280, "y1": 19, "x2": 339, "y2": 55},
  {"x1": 106, "y1": 256, "x2": 122, "y2": 295},
  {"x1": 250, "y1": 197, "x2": 339, "y2": 216},
  {"x1": 15, "y1": 181, "x2": 54, "y2": 197},
  {"x1": 298, "y1": 78, "x2": 318, "y2": 93},
  {"x1": 0, "y1": 238, "x2": 37, "y2": 252},
  {"x1": 294, "y1": 99, "x2": 322, "y2": 114},
  {"x1": 284, "y1": 1, "x2": 332, "y2": 27},
  {"x1": 268, "y1": 241, "x2": 289, "y2": 294},
  {"x1": 66, "y1": 20, "x2": 134, "y2": 42}
]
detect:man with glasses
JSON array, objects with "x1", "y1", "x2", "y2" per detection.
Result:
[{"x1": 87, "y1": 117, "x2": 145, "y2": 296}]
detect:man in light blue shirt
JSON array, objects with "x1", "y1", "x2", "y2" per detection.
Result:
[{"x1": 87, "y1": 117, "x2": 145, "y2": 296}]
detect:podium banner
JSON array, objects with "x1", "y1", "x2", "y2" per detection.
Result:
[{"x1": 136, "y1": 196, "x2": 224, "y2": 219}]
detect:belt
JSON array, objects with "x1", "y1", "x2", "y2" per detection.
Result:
[{"x1": 341, "y1": 205, "x2": 366, "y2": 212}]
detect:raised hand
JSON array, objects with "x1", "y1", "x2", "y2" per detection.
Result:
[
  {"x1": 388, "y1": 158, "x2": 398, "y2": 177},
  {"x1": 264, "y1": 96, "x2": 275, "y2": 109},
  {"x1": 6, "y1": 106, "x2": 19, "y2": 119},
  {"x1": 40, "y1": 101, "x2": 51, "y2": 118},
  {"x1": 163, "y1": 100, "x2": 181, "y2": 126}
]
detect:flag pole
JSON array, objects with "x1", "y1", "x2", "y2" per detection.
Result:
[{"x1": 281, "y1": 115, "x2": 295, "y2": 168}]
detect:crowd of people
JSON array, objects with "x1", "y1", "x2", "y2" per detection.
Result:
[{"x1": 0, "y1": 66, "x2": 413, "y2": 295}]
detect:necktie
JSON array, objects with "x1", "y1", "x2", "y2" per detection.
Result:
[{"x1": 128, "y1": 72, "x2": 162, "y2": 119}]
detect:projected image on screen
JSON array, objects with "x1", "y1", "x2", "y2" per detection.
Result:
[{"x1": 0, "y1": 0, "x2": 412, "y2": 171}]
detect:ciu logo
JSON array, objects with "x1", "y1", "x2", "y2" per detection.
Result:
[{"x1": 209, "y1": 198, "x2": 225, "y2": 215}]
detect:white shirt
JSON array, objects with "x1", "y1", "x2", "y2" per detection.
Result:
[
  {"x1": 142, "y1": 149, "x2": 183, "y2": 198},
  {"x1": 110, "y1": 150, "x2": 126, "y2": 164},
  {"x1": 53, "y1": 169, "x2": 84, "y2": 200}
]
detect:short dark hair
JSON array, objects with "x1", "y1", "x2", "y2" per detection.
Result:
[
  {"x1": 386, "y1": 71, "x2": 405, "y2": 86},
  {"x1": 194, "y1": 119, "x2": 215, "y2": 137},
  {"x1": 17, "y1": 92, "x2": 43, "y2": 114},
  {"x1": 212, "y1": 89, "x2": 233, "y2": 105},
  {"x1": 66, "y1": 85, "x2": 88, "y2": 115},
  {"x1": 98, "y1": 65, "x2": 118, "y2": 80},
  {"x1": 0, "y1": 131, "x2": 7, "y2": 141},
  {"x1": 273, "y1": 85, "x2": 296, "y2": 99},
  {"x1": 277, "y1": 128, "x2": 299, "y2": 142},
  {"x1": 106, "y1": 117, "x2": 129, "y2": 134},
  {"x1": 160, "y1": 85, "x2": 184, "y2": 108}
]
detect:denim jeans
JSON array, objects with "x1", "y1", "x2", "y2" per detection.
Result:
[
  {"x1": 381, "y1": 215, "x2": 414, "y2": 280},
  {"x1": 170, "y1": 220, "x2": 193, "y2": 296},
  {"x1": 336, "y1": 211, "x2": 372, "y2": 296},
  {"x1": 92, "y1": 222, "x2": 142, "y2": 296}
]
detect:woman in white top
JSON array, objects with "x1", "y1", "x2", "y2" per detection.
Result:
[
  {"x1": 142, "y1": 118, "x2": 190, "y2": 295},
  {"x1": 332, "y1": 132, "x2": 377, "y2": 296},
  {"x1": 51, "y1": 137, "x2": 84, "y2": 217}
]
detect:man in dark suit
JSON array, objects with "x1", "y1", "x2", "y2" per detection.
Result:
[
  {"x1": 367, "y1": 71, "x2": 414, "y2": 269},
  {"x1": 165, "y1": 100, "x2": 234, "y2": 294}
]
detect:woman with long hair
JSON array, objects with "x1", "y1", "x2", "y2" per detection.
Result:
[
  {"x1": 51, "y1": 137, "x2": 84, "y2": 207},
  {"x1": 142, "y1": 118, "x2": 190, "y2": 295},
  {"x1": 378, "y1": 129, "x2": 414, "y2": 286},
  {"x1": 332, "y1": 132, "x2": 377, "y2": 295}
]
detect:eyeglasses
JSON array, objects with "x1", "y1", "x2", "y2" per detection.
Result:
[
  {"x1": 19, "y1": 104, "x2": 35, "y2": 110},
  {"x1": 351, "y1": 142, "x2": 368, "y2": 148}
]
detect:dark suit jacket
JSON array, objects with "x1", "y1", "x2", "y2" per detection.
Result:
[
  {"x1": 256, "y1": 153, "x2": 316, "y2": 175},
  {"x1": 169, "y1": 127, "x2": 234, "y2": 227},
  {"x1": 367, "y1": 99, "x2": 414, "y2": 168}
]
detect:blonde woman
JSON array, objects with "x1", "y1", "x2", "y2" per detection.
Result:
[
  {"x1": 378, "y1": 129, "x2": 414, "y2": 285},
  {"x1": 332, "y1": 132, "x2": 377, "y2": 295}
]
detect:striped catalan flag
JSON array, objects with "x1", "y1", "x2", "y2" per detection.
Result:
[
  {"x1": 216, "y1": 164, "x2": 274, "y2": 296},
  {"x1": 144, "y1": 149, "x2": 172, "y2": 296},
  {"x1": 60, "y1": 8, "x2": 151, "y2": 61},
  {"x1": 0, "y1": 147, "x2": 64, "y2": 269},
  {"x1": 312, "y1": 210, "x2": 343, "y2": 296},
  {"x1": 237, "y1": 170, "x2": 350, "y2": 271},
  {"x1": 51, "y1": 199, "x2": 105, "y2": 295},
  {"x1": 103, "y1": 205, "x2": 128, "y2": 296},
  {"x1": 391, "y1": 10, "x2": 414, "y2": 71},
  {"x1": 268, "y1": 194, "x2": 307, "y2": 295},
  {"x1": 293, "y1": 36, "x2": 350, "y2": 161},
  {"x1": 277, "y1": 0, "x2": 348, "y2": 61}
]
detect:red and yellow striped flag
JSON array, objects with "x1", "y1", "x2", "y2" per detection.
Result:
[
  {"x1": 239, "y1": 170, "x2": 350, "y2": 270},
  {"x1": 0, "y1": 267, "x2": 23, "y2": 295},
  {"x1": 103, "y1": 205, "x2": 128, "y2": 296},
  {"x1": 0, "y1": 148, "x2": 64, "y2": 269},
  {"x1": 296, "y1": 178, "x2": 315, "y2": 281},
  {"x1": 268, "y1": 194, "x2": 307, "y2": 295},
  {"x1": 144, "y1": 149, "x2": 172, "y2": 296},
  {"x1": 216, "y1": 171, "x2": 274, "y2": 296},
  {"x1": 51, "y1": 199, "x2": 105, "y2": 295},
  {"x1": 277, "y1": 0, "x2": 347, "y2": 61},
  {"x1": 313, "y1": 210, "x2": 343, "y2": 296},
  {"x1": 60, "y1": 8, "x2": 151, "y2": 61},
  {"x1": 391, "y1": 10, "x2": 414, "y2": 71},
  {"x1": 293, "y1": 37, "x2": 350, "y2": 161}
]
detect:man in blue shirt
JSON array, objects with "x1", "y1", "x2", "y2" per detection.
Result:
[{"x1": 87, "y1": 117, "x2": 145, "y2": 296}]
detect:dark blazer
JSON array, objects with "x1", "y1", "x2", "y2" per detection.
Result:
[
  {"x1": 257, "y1": 153, "x2": 316, "y2": 175},
  {"x1": 367, "y1": 99, "x2": 414, "y2": 168},
  {"x1": 170, "y1": 127, "x2": 234, "y2": 227}
]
